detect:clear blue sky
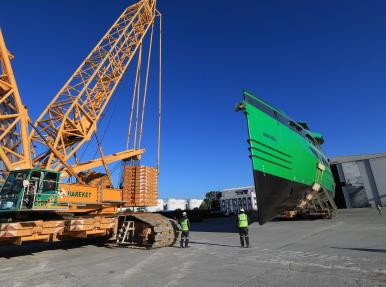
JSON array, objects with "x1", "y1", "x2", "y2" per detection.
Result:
[{"x1": 1, "y1": 0, "x2": 385, "y2": 199}]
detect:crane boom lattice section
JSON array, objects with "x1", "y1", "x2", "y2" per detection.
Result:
[
  {"x1": 31, "y1": 0, "x2": 156, "y2": 170},
  {"x1": 0, "y1": 30, "x2": 31, "y2": 172}
]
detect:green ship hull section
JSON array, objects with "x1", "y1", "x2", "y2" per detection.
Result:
[{"x1": 242, "y1": 91, "x2": 334, "y2": 224}]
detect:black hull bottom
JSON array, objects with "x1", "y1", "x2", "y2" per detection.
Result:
[{"x1": 253, "y1": 170, "x2": 310, "y2": 225}]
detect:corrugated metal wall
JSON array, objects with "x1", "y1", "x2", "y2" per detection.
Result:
[{"x1": 331, "y1": 155, "x2": 386, "y2": 208}]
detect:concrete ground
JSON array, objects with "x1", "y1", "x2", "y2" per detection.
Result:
[{"x1": 1, "y1": 208, "x2": 386, "y2": 287}]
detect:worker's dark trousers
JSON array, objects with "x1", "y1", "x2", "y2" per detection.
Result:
[
  {"x1": 239, "y1": 227, "x2": 249, "y2": 247},
  {"x1": 180, "y1": 231, "x2": 189, "y2": 248}
]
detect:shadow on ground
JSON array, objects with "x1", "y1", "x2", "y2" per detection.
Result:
[
  {"x1": 190, "y1": 216, "x2": 238, "y2": 233},
  {"x1": 190, "y1": 241, "x2": 240, "y2": 248},
  {"x1": 190, "y1": 214, "x2": 259, "y2": 233},
  {"x1": 332, "y1": 247, "x2": 386, "y2": 253},
  {"x1": 0, "y1": 238, "x2": 113, "y2": 259}
]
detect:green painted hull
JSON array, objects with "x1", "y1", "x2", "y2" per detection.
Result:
[{"x1": 240, "y1": 91, "x2": 334, "y2": 224}]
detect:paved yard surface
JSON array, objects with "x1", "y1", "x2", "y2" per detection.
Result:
[{"x1": 1, "y1": 208, "x2": 386, "y2": 287}]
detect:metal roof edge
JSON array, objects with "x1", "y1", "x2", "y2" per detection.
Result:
[{"x1": 329, "y1": 152, "x2": 386, "y2": 164}]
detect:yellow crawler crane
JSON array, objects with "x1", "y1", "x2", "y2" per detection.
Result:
[{"x1": 0, "y1": 0, "x2": 178, "y2": 248}]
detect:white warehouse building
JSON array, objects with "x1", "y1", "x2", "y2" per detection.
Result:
[{"x1": 220, "y1": 186, "x2": 257, "y2": 215}]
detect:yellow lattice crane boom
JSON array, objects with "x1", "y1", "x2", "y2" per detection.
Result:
[
  {"x1": 30, "y1": 0, "x2": 156, "y2": 173},
  {"x1": 0, "y1": 29, "x2": 31, "y2": 172}
]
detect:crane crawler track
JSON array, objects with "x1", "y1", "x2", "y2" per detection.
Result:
[{"x1": 117, "y1": 213, "x2": 179, "y2": 248}]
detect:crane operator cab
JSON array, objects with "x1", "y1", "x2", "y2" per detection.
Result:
[{"x1": 0, "y1": 169, "x2": 61, "y2": 211}]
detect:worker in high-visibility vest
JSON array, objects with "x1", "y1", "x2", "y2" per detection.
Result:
[
  {"x1": 238, "y1": 209, "x2": 250, "y2": 248},
  {"x1": 180, "y1": 211, "x2": 190, "y2": 248}
]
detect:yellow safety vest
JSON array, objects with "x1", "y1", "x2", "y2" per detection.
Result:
[
  {"x1": 238, "y1": 213, "x2": 248, "y2": 228},
  {"x1": 180, "y1": 218, "x2": 189, "y2": 231}
]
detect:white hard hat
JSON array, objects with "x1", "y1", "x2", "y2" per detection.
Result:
[
  {"x1": 182, "y1": 212, "x2": 187, "y2": 216},
  {"x1": 240, "y1": 208, "x2": 245, "y2": 212}
]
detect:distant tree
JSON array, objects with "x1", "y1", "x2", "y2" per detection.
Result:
[
  {"x1": 202, "y1": 191, "x2": 221, "y2": 212},
  {"x1": 199, "y1": 200, "x2": 209, "y2": 210}
]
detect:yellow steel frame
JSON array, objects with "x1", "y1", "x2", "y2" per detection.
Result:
[
  {"x1": 60, "y1": 148, "x2": 144, "y2": 178},
  {"x1": 30, "y1": 0, "x2": 157, "y2": 172},
  {"x1": 0, "y1": 30, "x2": 31, "y2": 171}
]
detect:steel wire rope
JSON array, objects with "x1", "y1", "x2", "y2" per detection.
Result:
[
  {"x1": 126, "y1": 44, "x2": 143, "y2": 149},
  {"x1": 91, "y1": 90, "x2": 122, "y2": 160},
  {"x1": 157, "y1": 12, "x2": 162, "y2": 172},
  {"x1": 138, "y1": 22, "x2": 155, "y2": 148},
  {"x1": 84, "y1": 76, "x2": 130, "y2": 186},
  {"x1": 77, "y1": 88, "x2": 119, "y2": 162},
  {"x1": 133, "y1": 46, "x2": 143, "y2": 150},
  {"x1": 77, "y1": 79, "x2": 124, "y2": 163}
]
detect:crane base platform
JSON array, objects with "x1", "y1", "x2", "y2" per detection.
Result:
[{"x1": 0, "y1": 213, "x2": 179, "y2": 249}]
